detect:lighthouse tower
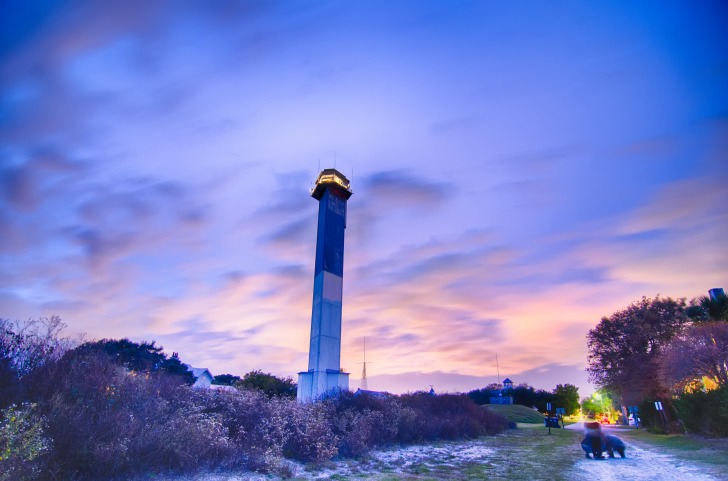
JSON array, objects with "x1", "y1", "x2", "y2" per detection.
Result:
[{"x1": 297, "y1": 168, "x2": 352, "y2": 402}]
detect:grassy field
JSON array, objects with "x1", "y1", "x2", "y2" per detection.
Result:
[
  {"x1": 289, "y1": 425, "x2": 584, "y2": 481},
  {"x1": 616, "y1": 427, "x2": 728, "y2": 470},
  {"x1": 172, "y1": 425, "x2": 728, "y2": 481},
  {"x1": 482, "y1": 404, "x2": 545, "y2": 424}
]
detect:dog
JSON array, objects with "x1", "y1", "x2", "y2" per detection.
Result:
[{"x1": 581, "y1": 434, "x2": 626, "y2": 459}]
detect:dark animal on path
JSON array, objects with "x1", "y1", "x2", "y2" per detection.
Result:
[
  {"x1": 581, "y1": 434, "x2": 626, "y2": 459},
  {"x1": 584, "y1": 421, "x2": 606, "y2": 459}
]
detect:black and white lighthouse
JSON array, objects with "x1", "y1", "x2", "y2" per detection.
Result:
[{"x1": 297, "y1": 168, "x2": 352, "y2": 402}]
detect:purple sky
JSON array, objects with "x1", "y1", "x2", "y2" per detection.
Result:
[{"x1": 2, "y1": 1, "x2": 727, "y2": 397}]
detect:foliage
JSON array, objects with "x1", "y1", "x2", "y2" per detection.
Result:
[
  {"x1": 466, "y1": 382, "x2": 510, "y2": 405},
  {"x1": 237, "y1": 369, "x2": 297, "y2": 398},
  {"x1": 580, "y1": 397, "x2": 600, "y2": 417},
  {"x1": 580, "y1": 390, "x2": 617, "y2": 418},
  {"x1": 397, "y1": 392, "x2": 507, "y2": 441},
  {"x1": 587, "y1": 295, "x2": 688, "y2": 404},
  {"x1": 0, "y1": 317, "x2": 75, "y2": 408},
  {"x1": 0, "y1": 403, "x2": 51, "y2": 481},
  {"x1": 327, "y1": 391, "x2": 507, "y2": 456},
  {"x1": 660, "y1": 322, "x2": 728, "y2": 390},
  {"x1": 686, "y1": 295, "x2": 728, "y2": 323},
  {"x1": 467, "y1": 382, "x2": 569, "y2": 413},
  {"x1": 553, "y1": 384, "x2": 580, "y2": 415},
  {"x1": 466, "y1": 388, "x2": 488, "y2": 405},
  {"x1": 520, "y1": 387, "x2": 556, "y2": 412},
  {"x1": 29, "y1": 349, "x2": 239, "y2": 479},
  {"x1": 73, "y1": 338, "x2": 194, "y2": 385},
  {"x1": 212, "y1": 373, "x2": 241, "y2": 385},
  {"x1": 1, "y1": 320, "x2": 509, "y2": 480},
  {"x1": 672, "y1": 385, "x2": 728, "y2": 436}
]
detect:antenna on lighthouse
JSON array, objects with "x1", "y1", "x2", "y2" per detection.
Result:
[{"x1": 359, "y1": 337, "x2": 372, "y2": 390}]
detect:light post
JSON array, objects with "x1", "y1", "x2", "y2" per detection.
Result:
[{"x1": 594, "y1": 392, "x2": 606, "y2": 419}]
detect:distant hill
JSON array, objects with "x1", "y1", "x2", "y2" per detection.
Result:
[{"x1": 483, "y1": 404, "x2": 544, "y2": 424}]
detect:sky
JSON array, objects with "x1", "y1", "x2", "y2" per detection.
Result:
[{"x1": 1, "y1": 0, "x2": 727, "y2": 398}]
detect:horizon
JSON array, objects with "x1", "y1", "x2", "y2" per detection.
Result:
[{"x1": 2, "y1": 1, "x2": 727, "y2": 401}]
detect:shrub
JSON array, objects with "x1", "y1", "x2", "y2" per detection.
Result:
[
  {"x1": 280, "y1": 401, "x2": 339, "y2": 462},
  {"x1": 237, "y1": 370, "x2": 297, "y2": 398},
  {"x1": 29, "y1": 350, "x2": 239, "y2": 480},
  {"x1": 4, "y1": 328, "x2": 508, "y2": 479},
  {"x1": 325, "y1": 391, "x2": 507, "y2": 457},
  {"x1": 0, "y1": 317, "x2": 75, "y2": 408},
  {"x1": 398, "y1": 393, "x2": 507, "y2": 441},
  {"x1": 674, "y1": 386, "x2": 728, "y2": 435},
  {"x1": 0, "y1": 403, "x2": 51, "y2": 481}
]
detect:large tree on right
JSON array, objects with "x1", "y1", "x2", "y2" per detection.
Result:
[{"x1": 586, "y1": 296, "x2": 688, "y2": 405}]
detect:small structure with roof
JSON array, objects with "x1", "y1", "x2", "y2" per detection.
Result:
[
  {"x1": 186, "y1": 366, "x2": 214, "y2": 389},
  {"x1": 490, "y1": 377, "x2": 514, "y2": 404}
]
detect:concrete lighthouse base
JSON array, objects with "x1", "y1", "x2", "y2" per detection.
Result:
[{"x1": 297, "y1": 369, "x2": 349, "y2": 403}]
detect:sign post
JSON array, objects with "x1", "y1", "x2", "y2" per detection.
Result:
[
  {"x1": 556, "y1": 407, "x2": 566, "y2": 428},
  {"x1": 655, "y1": 401, "x2": 668, "y2": 428},
  {"x1": 545, "y1": 402, "x2": 553, "y2": 434}
]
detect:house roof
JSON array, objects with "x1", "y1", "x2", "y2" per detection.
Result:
[
  {"x1": 354, "y1": 388, "x2": 391, "y2": 399},
  {"x1": 503, "y1": 378, "x2": 513, "y2": 383},
  {"x1": 186, "y1": 365, "x2": 213, "y2": 379}
]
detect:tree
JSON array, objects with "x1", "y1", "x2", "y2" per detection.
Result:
[
  {"x1": 212, "y1": 373, "x2": 241, "y2": 386},
  {"x1": 510, "y1": 384, "x2": 538, "y2": 407},
  {"x1": 553, "y1": 384, "x2": 580, "y2": 416},
  {"x1": 659, "y1": 322, "x2": 728, "y2": 390},
  {"x1": 580, "y1": 389, "x2": 617, "y2": 418},
  {"x1": 237, "y1": 370, "x2": 296, "y2": 398},
  {"x1": 0, "y1": 317, "x2": 75, "y2": 407},
  {"x1": 74, "y1": 338, "x2": 194, "y2": 385},
  {"x1": 586, "y1": 296, "x2": 688, "y2": 404},
  {"x1": 0, "y1": 317, "x2": 74, "y2": 379},
  {"x1": 686, "y1": 294, "x2": 728, "y2": 323}
]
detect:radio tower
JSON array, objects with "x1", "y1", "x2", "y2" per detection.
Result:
[{"x1": 359, "y1": 337, "x2": 372, "y2": 390}]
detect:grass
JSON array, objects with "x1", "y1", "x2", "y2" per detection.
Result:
[
  {"x1": 618, "y1": 427, "x2": 728, "y2": 468},
  {"x1": 172, "y1": 424, "x2": 728, "y2": 481},
  {"x1": 482, "y1": 404, "x2": 545, "y2": 424},
  {"x1": 359, "y1": 428, "x2": 583, "y2": 481},
  {"x1": 361, "y1": 427, "x2": 728, "y2": 480}
]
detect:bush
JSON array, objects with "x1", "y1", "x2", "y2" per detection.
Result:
[
  {"x1": 4, "y1": 327, "x2": 508, "y2": 480},
  {"x1": 29, "y1": 350, "x2": 239, "y2": 480},
  {"x1": 674, "y1": 386, "x2": 728, "y2": 435},
  {"x1": 326, "y1": 391, "x2": 507, "y2": 457},
  {"x1": 398, "y1": 393, "x2": 507, "y2": 441},
  {"x1": 0, "y1": 317, "x2": 75, "y2": 408},
  {"x1": 0, "y1": 403, "x2": 51, "y2": 481},
  {"x1": 237, "y1": 370, "x2": 297, "y2": 398}
]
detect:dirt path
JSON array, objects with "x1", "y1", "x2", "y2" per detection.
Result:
[{"x1": 565, "y1": 424, "x2": 721, "y2": 481}]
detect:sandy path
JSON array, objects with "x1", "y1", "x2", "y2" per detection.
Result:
[{"x1": 565, "y1": 424, "x2": 720, "y2": 481}]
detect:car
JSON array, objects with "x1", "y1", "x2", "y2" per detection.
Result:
[{"x1": 599, "y1": 416, "x2": 610, "y2": 425}]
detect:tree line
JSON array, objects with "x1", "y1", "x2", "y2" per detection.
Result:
[
  {"x1": 586, "y1": 291, "x2": 728, "y2": 434},
  {"x1": 467, "y1": 382, "x2": 581, "y2": 415}
]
